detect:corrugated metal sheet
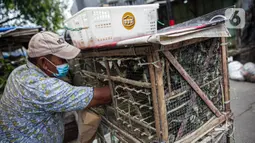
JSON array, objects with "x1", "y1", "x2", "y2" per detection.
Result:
[{"x1": 0, "y1": 26, "x2": 41, "y2": 50}]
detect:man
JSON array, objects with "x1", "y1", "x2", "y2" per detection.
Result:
[{"x1": 0, "y1": 31, "x2": 111, "y2": 142}]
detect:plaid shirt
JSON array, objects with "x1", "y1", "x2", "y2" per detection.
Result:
[{"x1": 0, "y1": 61, "x2": 93, "y2": 143}]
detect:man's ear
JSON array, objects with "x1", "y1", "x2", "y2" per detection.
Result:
[{"x1": 38, "y1": 57, "x2": 48, "y2": 70}]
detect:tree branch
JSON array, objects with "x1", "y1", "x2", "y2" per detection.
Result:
[{"x1": 0, "y1": 15, "x2": 21, "y2": 26}]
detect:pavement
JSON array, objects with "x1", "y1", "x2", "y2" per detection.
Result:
[{"x1": 230, "y1": 80, "x2": 255, "y2": 143}]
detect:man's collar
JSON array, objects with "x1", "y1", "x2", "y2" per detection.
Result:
[{"x1": 26, "y1": 59, "x2": 49, "y2": 77}]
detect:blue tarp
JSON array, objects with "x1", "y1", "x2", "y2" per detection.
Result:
[
  {"x1": 2, "y1": 49, "x2": 27, "y2": 58},
  {"x1": 0, "y1": 27, "x2": 16, "y2": 32},
  {"x1": 0, "y1": 26, "x2": 42, "y2": 32}
]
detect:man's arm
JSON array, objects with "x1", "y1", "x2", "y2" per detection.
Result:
[
  {"x1": 87, "y1": 86, "x2": 112, "y2": 108},
  {"x1": 31, "y1": 78, "x2": 112, "y2": 112}
]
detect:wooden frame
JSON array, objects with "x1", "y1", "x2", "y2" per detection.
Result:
[
  {"x1": 151, "y1": 45, "x2": 169, "y2": 142},
  {"x1": 221, "y1": 37, "x2": 231, "y2": 112},
  {"x1": 81, "y1": 37, "x2": 232, "y2": 143}
]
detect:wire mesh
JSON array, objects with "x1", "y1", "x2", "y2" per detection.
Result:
[
  {"x1": 113, "y1": 81, "x2": 156, "y2": 140},
  {"x1": 162, "y1": 38, "x2": 224, "y2": 142},
  {"x1": 107, "y1": 57, "x2": 155, "y2": 142},
  {"x1": 70, "y1": 38, "x2": 224, "y2": 142},
  {"x1": 71, "y1": 56, "x2": 156, "y2": 142}
]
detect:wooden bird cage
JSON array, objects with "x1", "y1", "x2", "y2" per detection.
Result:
[{"x1": 70, "y1": 24, "x2": 233, "y2": 143}]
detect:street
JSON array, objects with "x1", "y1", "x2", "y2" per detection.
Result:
[{"x1": 230, "y1": 80, "x2": 255, "y2": 143}]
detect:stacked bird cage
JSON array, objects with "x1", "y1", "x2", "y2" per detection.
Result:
[{"x1": 70, "y1": 33, "x2": 232, "y2": 142}]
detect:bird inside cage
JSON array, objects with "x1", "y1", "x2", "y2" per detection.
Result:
[{"x1": 109, "y1": 59, "x2": 149, "y2": 82}]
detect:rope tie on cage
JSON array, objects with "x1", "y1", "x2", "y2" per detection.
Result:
[
  {"x1": 138, "y1": 60, "x2": 160, "y2": 68},
  {"x1": 224, "y1": 100, "x2": 230, "y2": 104},
  {"x1": 220, "y1": 42, "x2": 231, "y2": 46}
]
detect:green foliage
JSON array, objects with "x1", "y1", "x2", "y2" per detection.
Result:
[
  {"x1": 0, "y1": 60, "x2": 11, "y2": 91},
  {"x1": 0, "y1": 0, "x2": 66, "y2": 31},
  {"x1": 0, "y1": 58, "x2": 23, "y2": 92}
]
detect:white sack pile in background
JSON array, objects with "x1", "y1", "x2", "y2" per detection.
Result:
[
  {"x1": 228, "y1": 61, "x2": 245, "y2": 81},
  {"x1": 241, "y1": 62, "x2": 255, "y2": 83}
]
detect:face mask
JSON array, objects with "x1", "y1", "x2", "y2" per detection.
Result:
[{"x1": 44, "y1": 58, "x2": 69, "y2": 78}]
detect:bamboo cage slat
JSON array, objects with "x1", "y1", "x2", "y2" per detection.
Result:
[
  {"x1": 147, "y1": 52, "x2": 162, "y2": 140},
  {"x1": 82, "y1": 46, "x2": 150, "y2": 58},
  {"x1": 152, "y1": 46, "x2": 169, "y2": 142},
  {"x1": 81, "y1": 70, "x2": 151, "y2": 88},
  {"x1": 104, "y1": 59, "x2": 119, "y2": 119},
  {"x1": 158, "y1": 38, "x2": 209, "y2": 51},
  {"x1": 165, "y1": 59, "x2": 172, "y2": 99},
  {"x1": 167, "y1": 101, "x2": 190, "y2": 114},
  {"x1": 221, "y1": 37, "x2": 230, "y2": 112}
]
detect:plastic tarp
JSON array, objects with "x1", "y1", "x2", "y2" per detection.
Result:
[{"x1": 0, "y1": 27, "x2": 17, "y2": 32}]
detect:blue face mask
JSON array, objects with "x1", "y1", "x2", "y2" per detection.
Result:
[{"x1": 44, "y1": 58, "x2": 69, "y2": 78}]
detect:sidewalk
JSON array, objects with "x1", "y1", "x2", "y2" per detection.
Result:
[{"x1": 230, "y1": 80, "x2": 255, "y2": 143}]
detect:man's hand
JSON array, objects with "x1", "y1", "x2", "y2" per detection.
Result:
[{"x1": 87, "y1": 86, "x2": 112, "y2": 108}]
